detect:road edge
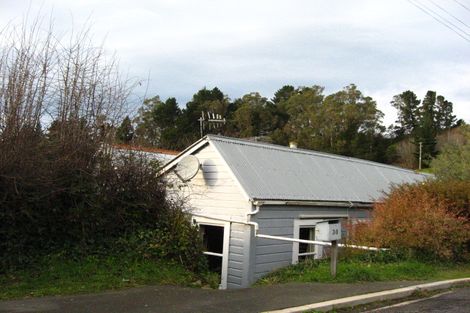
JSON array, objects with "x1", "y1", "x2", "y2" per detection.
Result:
[{"x1": 262, "y1": 277, "x2": 470, "y2": 313}]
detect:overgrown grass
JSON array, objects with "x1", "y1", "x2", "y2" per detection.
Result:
[
  {"x1": 256, "y1": 259, "x2": 470, "y2": 285},
  {"x1": 0, "y1": 254, "x2": 219, "y2": 300},
  {"x1": 417, "y1": 168, "x2": 434, "y2": 174}
]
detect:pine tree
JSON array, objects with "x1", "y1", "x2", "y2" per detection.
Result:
[
  {"x1": 435, "y1": 95, "x2": 456, "y2": 130},
  {"x1": 116, "y1": 116, "x2": 134, "y2": 144},
  {"x1": 391, "y1": 90, "x2": 421, "y2": 137},
  {"x1": 415, "y1": 91, "x2": 438, "y2": 167}
]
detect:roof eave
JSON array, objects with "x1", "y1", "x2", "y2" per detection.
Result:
[
  {"x1": 251, "y1": 199, "x2": 374, "y2": 208},
  {"x1": 159, "y1": 136, "x2": 210, "y2": 175}
]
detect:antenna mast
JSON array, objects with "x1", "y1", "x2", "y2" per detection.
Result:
[{"x1": 198, "y1": 111, "x2": 226, "y2": 137}]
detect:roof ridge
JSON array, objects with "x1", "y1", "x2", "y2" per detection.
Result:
[{"x1": 205, "y1": 134, "x2": 422, "y2": 175}]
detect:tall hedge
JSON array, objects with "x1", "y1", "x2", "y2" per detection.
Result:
[{"x1": 0, "y1": 129, "x2": 204, "y2": 271}]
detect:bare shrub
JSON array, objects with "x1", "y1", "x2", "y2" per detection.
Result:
[{"x1": 0, "y1": 16, "x2": 205, "y2": 271}]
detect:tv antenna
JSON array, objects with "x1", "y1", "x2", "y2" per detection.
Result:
[{"x1": 198, "y1": 111, "x2": 226, "y2": 137}]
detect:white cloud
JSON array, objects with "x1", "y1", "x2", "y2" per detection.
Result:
[{"x1": 1, "y1": 0, "x2": 469, "y2": 123}]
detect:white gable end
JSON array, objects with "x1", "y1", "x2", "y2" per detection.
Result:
[{"x1": 165, "y1": 141, "x2": 251, "y2": 220}]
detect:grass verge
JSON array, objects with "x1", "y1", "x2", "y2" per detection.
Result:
[
  {"x1": 256, "y1": 259, "x2": 470, "y2": 285},
  {"x1": 0, "y1": 254, "x2": 219, "y2": 300}
]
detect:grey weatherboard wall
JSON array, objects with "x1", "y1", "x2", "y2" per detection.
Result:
[
  {"x1": 162, "y1": 135, "x2": 430, "y2": 288},
  {"x1": 251, "y1": 205, "x2": 370, "y2": 283}
]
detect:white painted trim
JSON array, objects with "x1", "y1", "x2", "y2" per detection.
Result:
[
  {"x1": 253, "y1": 200, "x2": 373, "y2": 208},
  {"x1": 203, "y1": 251, "x2": 223, "y2": 257},
  {"x1": 192, "y1": 216, "x2": 230, "y2": 290},
  {"x1": 160, "y1": 138, "x2": 209, "y2": 174}
]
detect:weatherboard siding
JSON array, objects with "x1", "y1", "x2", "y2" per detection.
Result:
[
  {"x1": 166, "y1": 143, "x2": 250, "y2": 220},
  {"x1": 165, "y1": 143, "x2": 253, "y2": 288},
  {"x1": 253, "y1": 205, "x2": 370, "y2": 280},
  {"x1": 227, "y1": 223, "x2": 253, "y2": 288}
]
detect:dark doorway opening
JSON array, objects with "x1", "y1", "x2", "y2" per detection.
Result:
[
  {"x1": 199, "y1": 224, "x2": 224, "y2": 273},
  {"x1": 299, "y1": 226, "x2": 316, "y2": 261}
]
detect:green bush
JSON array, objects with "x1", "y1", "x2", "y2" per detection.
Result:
[
  {"x1": 431, "y1": 125, "x2": 470, "y2": 181},
  {"x1": 0, "y1": 129, "x2": 205, "y2": 272}
]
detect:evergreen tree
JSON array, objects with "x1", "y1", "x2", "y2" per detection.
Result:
[
  {"x1": 416, "y1": 90, "x2": 438, "y2": 167},
  {"x1": 272, "y1": 85, "x2": 296, "y2": 104},
  {"x1": 435, "y1": 95, "x2": 456, "y2": 131},
  {"x1": 178, "y1": 87, "x2": 229, "y2": 144},
  {"x1": 116, "y1": 116, "x2": 134, "y2": 144},
  {"x1": 391, "y1": 90, "x2": 420, "y2": 137},
  {"x1": 232, "y1": 92, "x2": 274, "y2": 137}
]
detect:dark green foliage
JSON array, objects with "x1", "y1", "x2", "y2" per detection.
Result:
[
  {"x1": 232, "y1": 92, "x2": 276, "y2": 137},
  {"x1": 431, "y1": 126, "x2": 470, "y2": 182},
  {"x1": 178, "y1": 87, "x2": 228, "y2": 145},
  {"x1": 272, "y1": 85, "x2": 295, "y2": 104},
  {"x1": 134, "y1": 96, "x2": 182, "y2": 148},
  {"x1": 131, "y1": 85, "x2": 460, "y2": 167},
  {"x1": 0, "y1": 127, "x2": 205, "y2": 272},
  {"x1": 435, "y1": 95, "x2": 456, "y2": 131},
  {"x1": 390, "y1": 90, "x2": 459, "y2": 168},
  {"x1": 391, "y1": 90, "x2": 420, "y2": 138},
  {"x1": 115, "y1": 116, "x2": 134, "y2": 143},
  {"x1": 416, "y1": 91, "x2": 438, "y2": 166}
]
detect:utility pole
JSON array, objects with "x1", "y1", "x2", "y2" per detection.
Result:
[{"x1": 418, "y1": 141, "x2": 423, "y2": 170}]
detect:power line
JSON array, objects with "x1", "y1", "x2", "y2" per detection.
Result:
[
  {"x1": 453, "y1": 0, "x2": 470, "y2": 13},
  {"x1": 427, "y1": 0, "x2": 470, "y2": 29},
  {"x1": 417, "y1": 0, "x2": 470, "y2": 37},
  {"x1": 408, "y1": 0, "x2": 470, "y2": 43}
]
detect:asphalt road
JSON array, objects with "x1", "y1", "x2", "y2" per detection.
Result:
[
  {"x1": 0, "y1": 281, "x2": 424, "y2": 313},
  {"x1": 369, "y1": 287, "x2": 470, "y2": 313}
]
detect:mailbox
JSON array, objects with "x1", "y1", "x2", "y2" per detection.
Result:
[{"x1": 315, "y1": 219, "x2": 341, "y2": 241}]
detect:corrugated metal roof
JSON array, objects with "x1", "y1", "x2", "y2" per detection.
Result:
[
  {"x1": 208, "y1": 135, "x2": 429, "y2": 203},
  {"x1": 114, "y1": 147, "x2": 176, "y2": 163}
]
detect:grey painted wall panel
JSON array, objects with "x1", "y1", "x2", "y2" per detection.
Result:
[
  {"x1": 230, "y1": 253, "x2": 244, "y2": 263},
  {"x1": 227, "y1": 224, "x2": 245, "y2": 287},
  {"x1": 257, "y1": 244, "x2": 292, "y2": 255},
  {"x1": 255, "y1": 260, "x2": 291, "y2": 274},
  {"x1": 228, "y1": 275, "x2": 242, "y2": 285},
  {"x1": 230, "y1": 237, "x2": 244, "y2": 247},
  {"x1": 252, "y1": 205, "x2": 369, "y2": 282},
  {"x1": 256, "y1": 252, "x2": 292, "y2": 264},
  {"x1": 230, "y1": 245, "x2": 244, "y2": 255}
]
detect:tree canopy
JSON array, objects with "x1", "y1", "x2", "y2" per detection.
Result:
[{"x1": 128, "y1": 84, "x2": 463, "y2": 167}]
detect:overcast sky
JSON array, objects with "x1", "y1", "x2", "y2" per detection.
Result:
[{"x1": 1, "y1": 0, "x2": 469, "y2": 125}]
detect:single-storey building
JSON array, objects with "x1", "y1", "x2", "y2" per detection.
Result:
[{"x1": 161, "y1": 135, "x2": 428, "y2": 289}]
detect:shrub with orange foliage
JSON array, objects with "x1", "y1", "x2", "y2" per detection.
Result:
[
  {"x1": 349, "y1": 184, "x2": 470, "y2": 261},
  {"x1": 422, "y1": 180, "x2": 470, "y2": 220}
]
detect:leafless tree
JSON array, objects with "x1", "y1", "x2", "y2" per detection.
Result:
[{"x1": 0, "y1": 14, "x2": 134, "y2": 148}]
